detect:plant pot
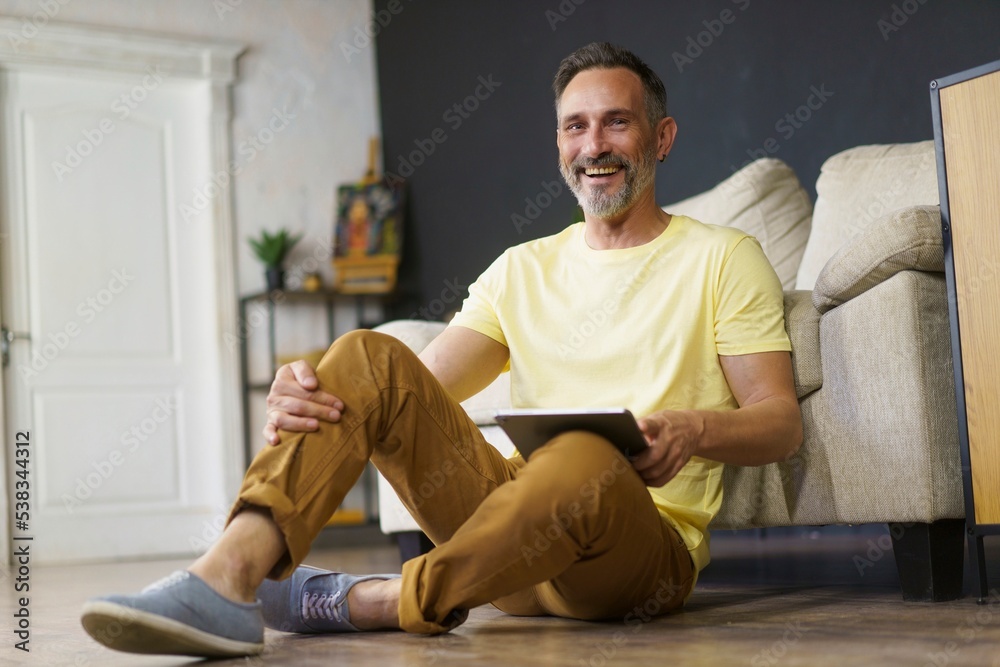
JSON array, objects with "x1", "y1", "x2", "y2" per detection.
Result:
[{"x1": 265, "y1": 267, "x2": 285, "y2": 291}]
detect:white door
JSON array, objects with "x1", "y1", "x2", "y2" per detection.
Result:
[
  {"x1": 0, "y1": 67, "x2": 233, "y2": 563},
  {"x1": 0, "y1": 291, "x2": 9, "y2": 567}
]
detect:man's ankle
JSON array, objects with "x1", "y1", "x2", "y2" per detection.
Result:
[
  {"x1": 347, "y1": 578, "x2": 401, "y2": 630},
  {"x1": 188, "y1": 558, "x2": 258, "y2": 605}
]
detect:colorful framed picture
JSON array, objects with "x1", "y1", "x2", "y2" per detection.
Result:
[{"x1": 332, "y1": 180, "x2": 404, "y2": 293}]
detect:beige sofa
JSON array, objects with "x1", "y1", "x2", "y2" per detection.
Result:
[{"x1": 374, "y1": 141, "x2": 965, "y2": 601}]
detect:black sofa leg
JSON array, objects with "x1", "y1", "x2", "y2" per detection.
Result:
[
  {"x1": 395, "y1": 530, "x2": 434, "y2": 563},
  {"x1": 889, "y1": 519, "x2": 965, "y2": 602}
]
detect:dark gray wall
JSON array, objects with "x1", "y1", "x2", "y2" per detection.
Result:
[{"x1": 374, "y1": 0, "x2": 1000, "y2": 315}]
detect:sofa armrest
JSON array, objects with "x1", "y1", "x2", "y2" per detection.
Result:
[
  {"x1": 371, "y1": 319, "x2": 511, "y2": 424},
  {"x1": 783, "y1": 290, "x2": 822, "y2": 398},
  {"x1": 371, "y1": 319, "x2": 446, "y2": 353},
  {"x1": 812, "y1": 205, "x2": 943, "y2": 314},
  {"x1": 716, "y1": 269, "x2": 962, "y2": 529}
]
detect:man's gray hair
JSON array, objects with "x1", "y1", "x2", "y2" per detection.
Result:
[{"x1": 552, "y1": 42, "x2": 667, "y2": 128}]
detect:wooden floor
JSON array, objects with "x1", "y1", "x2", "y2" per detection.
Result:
[{"x1": 4, "y1": 528, "x2": 1000, "y2": 666}]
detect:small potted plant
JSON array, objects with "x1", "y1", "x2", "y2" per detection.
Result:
[{"x1": 248, "y1": 228, "x2": 302, "y2": 291}]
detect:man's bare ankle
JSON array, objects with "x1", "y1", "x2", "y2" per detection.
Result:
[
  {"x1": 348, "y1": 579, "x2": 401, "y2": 630},
  {"x1": 188, "y1": 559, "x2": 257, "y2": 605}
]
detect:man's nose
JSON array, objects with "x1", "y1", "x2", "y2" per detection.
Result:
[{"x1": 580, "y1": 126, "x2": 612, "y2": 159}]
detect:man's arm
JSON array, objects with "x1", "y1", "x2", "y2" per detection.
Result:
[
  {"x1": 632, "y1": 350, "x2": 802, "y2": 487},
  {"x1": 418, "y1": 325, "x2": 509, "y2": 402},
  {"x1": 262, "y1": 325, "x2": 508, "y2": 444}
]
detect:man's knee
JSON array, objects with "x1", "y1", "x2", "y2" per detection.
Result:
[
  {"x1": 329, "y1": 329, "x2": 399, "y2": 357},
  {"x1": 534, "y1": 432, "x2": 638, "y2": 502},
  {"x1": 318, "y1": 330, "x2": 410, "y2": 375}
]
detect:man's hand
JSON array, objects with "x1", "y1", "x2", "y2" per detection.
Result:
[
  {"x1": 630, "y1": 352, "x2": 802, "y2": 487},
  {"x1": 263, "y1": 360, "x2": 344, "y2": 445},
  {"x1": 632, "y1": 410, "x2": 705, "y2": 487}
]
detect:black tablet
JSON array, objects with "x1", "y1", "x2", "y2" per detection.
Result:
[{"x1": 493, "y1": 407, "x2": 650, "y2": 460}]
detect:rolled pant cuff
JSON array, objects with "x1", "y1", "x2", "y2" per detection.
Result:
[
  {"x1": 227, "y1": 486, "x2": 312, "y2": 580},
  {"x1": 398, "y1": 555, "x2": 467, "y2": 634}
]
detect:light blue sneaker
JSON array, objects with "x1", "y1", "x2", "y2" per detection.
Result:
[
  {"x1": 81, "y1": 570, "x2": 264, "y2": 657},
  {"x1": 258, "y1": 565, "x2": 401, "y2": 633}
]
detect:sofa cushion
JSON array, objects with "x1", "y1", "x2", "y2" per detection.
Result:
[
  {"x1": 795, "y1": 141, "x2": 939, "y2": 290},
  {"x1": 812, "y1": 205, "x2": 943, "y2": 314},
  {"x1": 666, "y1": 158, "x2": 812, "y2": 289}
]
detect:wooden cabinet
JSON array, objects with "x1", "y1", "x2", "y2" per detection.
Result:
[{"x1": 931, "y1": 57, "x2": 1000, "y2": 602}]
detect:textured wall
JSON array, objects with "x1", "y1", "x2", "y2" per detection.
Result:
[
  {"x1": 0, "y1": 0, "x2": 381, "y2": 352},
  {"x1": 374, "y1": 0, "x2": 1000, "y2": 310}
]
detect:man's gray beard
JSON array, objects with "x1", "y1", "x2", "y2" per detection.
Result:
[{"x1": 560, "y1": 145, "x2": 658, "y2": 219}]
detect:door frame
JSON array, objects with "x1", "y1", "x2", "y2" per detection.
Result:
[
  {"x1": 0, "y1": 290, "x2": 8, "y2": 567},
  {"x1": 0, "y1": 20, "x2": 248, "y2": 522}
]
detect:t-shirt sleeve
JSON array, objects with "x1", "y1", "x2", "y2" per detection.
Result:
[
  {"x1": 714, "y1": 236, "x2": 792, "y2": 356},
  {"x1": 448, "y1": 251, "x2": 509, "y2": 349}
]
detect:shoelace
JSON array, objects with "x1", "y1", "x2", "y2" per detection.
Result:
[
  {"x1": 141, "y1": 571, "x2": 188, "y2": 594},
  {"x1": 302, "y1": 591, "x2": 345, "y2": 622}
]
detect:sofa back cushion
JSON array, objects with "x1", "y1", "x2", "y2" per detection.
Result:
[
  {"x1": 665, "y1": 158, "x2": 813, "y2": 289},
  {"x1": 795, "y1": 141, "x2": 939, "y2": 290}
]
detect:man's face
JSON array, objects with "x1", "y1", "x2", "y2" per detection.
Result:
[{"x1": 556, "y1": 67, "x2": 659, "y2": 220}]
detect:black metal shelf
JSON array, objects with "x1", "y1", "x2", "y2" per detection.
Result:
[{"x1": 237, "y1": 288, "x2": 398, "y2": 527}]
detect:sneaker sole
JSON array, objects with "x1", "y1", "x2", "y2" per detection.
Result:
[{"x1": 81, "y1": 600, "x2": 264, "y2": 658}]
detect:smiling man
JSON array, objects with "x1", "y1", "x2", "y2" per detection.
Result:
[{"x1": 81, "y1": 42, "x2": 801, "y2": 658}]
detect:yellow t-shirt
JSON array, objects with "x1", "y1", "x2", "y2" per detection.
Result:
[{"x1": 449, "y1": 215, "x2": 791, "y2": 575}]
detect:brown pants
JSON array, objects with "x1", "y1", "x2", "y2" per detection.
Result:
[{"x1": 229, "y1": 330, "x2": 694, "y2": 634}]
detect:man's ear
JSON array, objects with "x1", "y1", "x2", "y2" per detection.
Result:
[{"x1": 656, "y1": 117, "x2": 678, "y2": 162}]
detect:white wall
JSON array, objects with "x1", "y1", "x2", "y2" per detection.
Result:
[
  {"x1": 1, "y1": 0, "x2": 380, "y2": 306},
  {"x1": 0, "y1": 0, "x2": 384, "y2": 450}
]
